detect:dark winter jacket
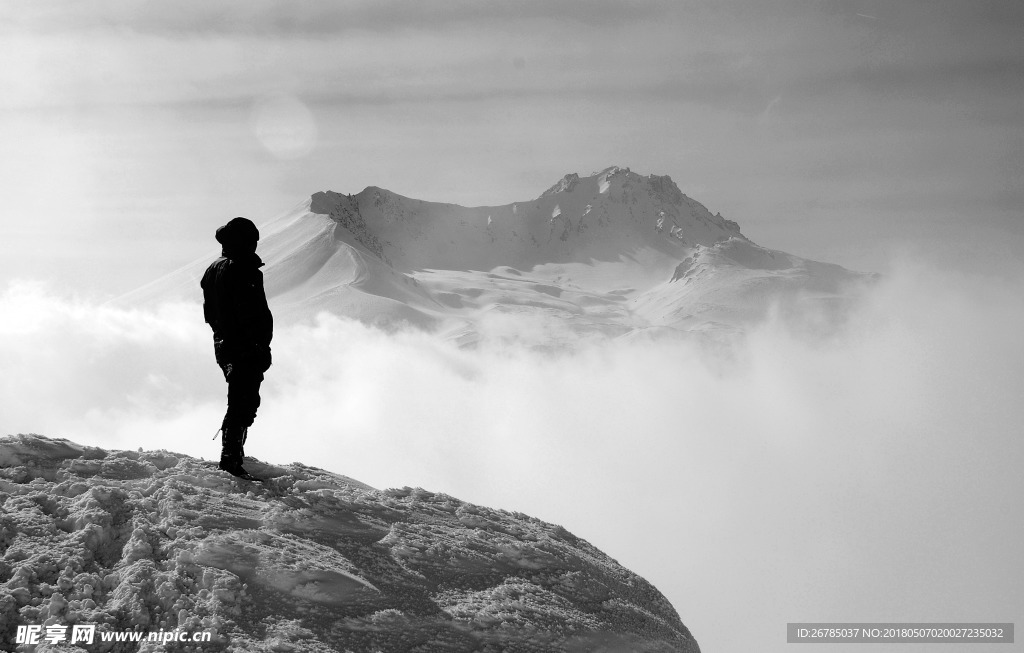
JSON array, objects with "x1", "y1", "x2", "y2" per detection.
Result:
[{"x1": 201, "y1": 250, "x2": 273, "y2": 367}]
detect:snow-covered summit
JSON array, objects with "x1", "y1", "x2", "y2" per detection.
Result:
[
  {"x1": 117, "y1": 166, "x2": 872, "y2": 342},
  {"x1": 300, "y1": 165, "x2": 745, "y2": 275},
  {"x1": 0, "y1": 433, "x2": 700, "y2": 651},
  {"x1": 540, "y1": 173, "x2": 581, "y2": 197}
]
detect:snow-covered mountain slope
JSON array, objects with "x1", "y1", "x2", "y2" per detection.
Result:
[
  {"x1": 631, "y1": 238, "x2": 864, "y2": 331},
  {"x1": 120, "y1": 166, "x2": 872, "y2": 341},
  {"x1": 0, "y1": 434, "x2": 699, "y2": 652},
  {"x1": 309, "y1": 166, "x2": 741, "y2": 274}
]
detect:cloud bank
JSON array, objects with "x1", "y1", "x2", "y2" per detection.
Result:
[{"x1": 2, "y1": 259, "x2": 1022, "y2": 652}]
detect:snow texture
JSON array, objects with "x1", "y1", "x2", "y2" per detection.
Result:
[{"x1": 0, "y1": 434, "x2": 699, "y2": 652}]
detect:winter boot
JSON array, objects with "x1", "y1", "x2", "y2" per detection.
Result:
[{"x1": 219, "y1": 426, "x2": 257, "y2": 480}]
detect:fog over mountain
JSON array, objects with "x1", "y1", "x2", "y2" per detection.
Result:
[
  {"x1": 5, "y1": 166, "x2": 1022, "y2": 653},
  {"x1": 123, "y1": 166, "x2": 872, "y2": 345}
]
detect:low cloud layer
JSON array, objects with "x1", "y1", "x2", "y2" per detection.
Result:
[{"x1": 2, "y1": 259, "x2": 1022, "y2": 652}]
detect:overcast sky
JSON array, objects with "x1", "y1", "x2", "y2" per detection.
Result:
[
  {"x1": 2, "y1": 4, "x2": 1024, "y2": 650},
  {"x1": 2, "y1": 0, "x2": 1022, "y2": 295}
]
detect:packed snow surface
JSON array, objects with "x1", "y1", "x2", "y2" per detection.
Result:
[{"x1": 0, "y1": 434, "x2": 699, "y2": 652}]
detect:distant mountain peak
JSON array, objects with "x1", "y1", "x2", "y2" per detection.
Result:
[
  {"x1": 648, "y1": 173, "x2": 685, "y2": 206},
  {"x1": 540, "y1": 172, "x2": 581, "y2": 197},
  {"x1": 543, "y1": 167, "x2": 634, "y2": 198},
  {"x1": 540, "y1": 167, "x2": 686, "y2": 207},
  {"x1": 118, "y1": 165, "x2": 870, "y2": 340},
  {"x1": 593, "y1": 165, "x2": 629, "y2": 177}
]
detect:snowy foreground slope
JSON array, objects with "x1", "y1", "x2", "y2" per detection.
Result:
[
  {"x1": 121, "y1": 166, "x2": 871, "y2": 343},
  {"x1": 0, "y1": 435, "x2": 699, "y2": 652}
]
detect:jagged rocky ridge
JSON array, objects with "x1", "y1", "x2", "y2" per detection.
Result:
[{"x1": 0, "y1": 434, "x2": 699, "y2": 652}]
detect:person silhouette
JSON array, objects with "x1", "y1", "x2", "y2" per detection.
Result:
[{"x1": 201, "y1": 217, "x2": 273, "y2": 480}]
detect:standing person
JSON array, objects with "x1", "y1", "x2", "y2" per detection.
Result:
[{"x1": 201, "y1": 217, "x2": 273, "y2": 480}]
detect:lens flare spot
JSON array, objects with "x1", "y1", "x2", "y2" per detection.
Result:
[{"x1": 250, "y1": 94, "x2": 317, "y2": 160}]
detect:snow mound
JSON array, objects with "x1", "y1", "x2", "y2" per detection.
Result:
[{"x1": 0, "y1": 434, "x2": 700, "y2": 652}]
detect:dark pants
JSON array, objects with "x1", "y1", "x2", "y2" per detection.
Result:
[
  {"x1": 220, "y1": 360, "x2": 265, "y2": 431},
  {"x1": 215, "y1": 341, "x2": 272, "y2": 432}
]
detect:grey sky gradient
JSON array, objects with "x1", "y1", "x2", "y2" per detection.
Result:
[{"x1": 2, "y1": 1, "x2": 1022, "y2": 294}]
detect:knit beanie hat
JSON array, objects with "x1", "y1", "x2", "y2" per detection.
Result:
[{"x1": 215, "y1": 217, "x2": 259, "y2": 247}]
